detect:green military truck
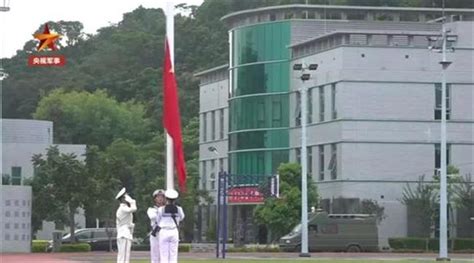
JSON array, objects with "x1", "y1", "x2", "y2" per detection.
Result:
[{"x1": 279, "y1": 211, "x2": 378, "y2": 252}]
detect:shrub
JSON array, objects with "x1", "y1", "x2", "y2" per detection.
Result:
[
  {"x1": 132, "y1": 243, "x2": 191, "y2": 252},
  {"x1": 179, "y1": 244, "x2": 191, "y2": 252},
  {"x1": 388, "y1": 238, "x2": 427, "y2": 251},
  {"x1": 389, "y1": 238, "x2": 474, "y2": 252},
  {"x1": 132, "y1": 244, "x2": 149, "y2": 251},
  {"x1": 453, "y1": 238, "x2": 474, "y2": 251},
  {"x1": 32, "y1": 240, "x2": 49, "y2": 253},
  {"x1": 59, "y1": 243, "x2": 91, "y2": 252},
  {"x1": 227, "y1": 245, "x2": 280, "y2": 253},
  {"x1": 427, "y1": 239, "x2": 453, "y2": 251}
]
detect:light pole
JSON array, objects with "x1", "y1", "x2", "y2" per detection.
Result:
[
  {"x1": 293, "y1": 62, "x2": 318, "y2": 257},
  {"x1": 0, "y1": 0, "x2": 10, "y2": 12},
  {"x1": 429, "y1": 17, "x2": 454, "y2": 262}
]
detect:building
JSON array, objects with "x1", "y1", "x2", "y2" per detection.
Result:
[
  {"x1": 1, "y1": 119, "x2": 86, "y2": 251},
  {"x1": 196, "y1": 5, "x2": 474, "y2": 247}
]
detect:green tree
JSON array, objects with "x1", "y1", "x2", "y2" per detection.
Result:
[
  {"x1": 356, "y1": 199, "x2": 386, "y2": 223},
  {"x1": 30, "y1": 146, "x2": 89, "y2": 242},
  {"x1": 82, "y1": 145, "x2": 120, "y2": 250},
  {"x1": 254, "y1": 162, "x2": 318, "y2": 242},
  {"x1": 401, "y1": 175, "x2": 437, "y2": 237},
  {"x1": 33, "y1": 89, "x2": 151, "y2": 149}
]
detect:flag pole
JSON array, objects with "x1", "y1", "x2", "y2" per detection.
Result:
[{"x1": 165, "y1": 0, "x2": 175, "y2": 190}]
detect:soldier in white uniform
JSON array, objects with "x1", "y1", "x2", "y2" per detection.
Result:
[
  {"x1": 155, "y1": 189, "x2": 185, "y2": 263},
  {"x1": 115, "y1": 188, "x2": 137, "y2": 263},
  {"x1": 147, "y1": 189, "x2": 166, "y2": 263}
]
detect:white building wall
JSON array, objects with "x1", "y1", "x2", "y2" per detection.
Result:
[
  {"x1": 1, "y1": 119, "x2": 87, "y2": 245},
  {"x1": 0, "y1": 185, "x2": 32, "y2": 252}
]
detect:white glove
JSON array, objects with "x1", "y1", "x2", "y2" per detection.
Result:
[{"x1": 124, "y1": 194, "x2": 134, "y2": 203}]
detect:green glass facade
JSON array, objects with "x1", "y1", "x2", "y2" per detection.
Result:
[{"x1": 229, "y1": 22, "x2": 291, "y2": 175}]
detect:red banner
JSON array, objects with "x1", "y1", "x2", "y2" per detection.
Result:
[
  {"x1": 228, "y1": 186, "x2": 264, "y2": 204},
  {"x1": 28, "y1": 55, "x2": 66, "y2": 67}
]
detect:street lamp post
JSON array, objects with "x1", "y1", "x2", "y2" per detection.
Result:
[
  {"x1": 429, "y1": 18, "x2": 453, "y2": 262},
  {"x1": 293, "y1": 63, "x2": 318, "y2": 257},
  {"x1": 0, "y1": 0, "x2": 10, "y2": 12}
]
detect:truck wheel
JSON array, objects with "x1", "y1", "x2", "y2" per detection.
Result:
[{"x1": 346, "y1": 245, "x2": 361, "y2": 252}]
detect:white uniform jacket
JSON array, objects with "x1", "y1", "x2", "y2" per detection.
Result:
[
  {"x1": 147, "y1": 206, "x2": 159, "y2": 229},
  {"x1": 155, "y1": 205, "x2": 185, "y2": 229},
  {"x1": 116, "y1": 198, "x2": 137, "y2": 240}
]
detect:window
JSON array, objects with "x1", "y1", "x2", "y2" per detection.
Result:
[
  {"x1": 321, "y1": 223, "x2": 339, "y2": 234},
  {"x1": 295, "y1": 91, "x2": 301, "y2": 126},
  {"x1": 93, "y1": 231, "x2": 109, "y2": 239},
  {"x1": 296, "y1": 148, "x2": 301, "y2": 164},
  {"x1": 257, "y1": 101, "x2": 265, "y2": 127},
  {"x1": 435, "y1": 83, "x2": 451, "y2": 120},
  {"x1": 331, "y1": 84, "x2": 337, "y2": 119},
  {"x1": 307, "y1": 88, "x2": 313, "y2": 123},
  {"x1": 219, "y1": 109, "x2": 225, "y2": 139},
  {"x1": 435, "y1": 144, "x2": 451, "y2": 170},
  {"x1": 319, "y1": 145, "x2": 325, "y2": 181},
  {"x1": 201, "y1": 161, "x2": 207, "y2": 190},
  {"x1": 329, "y1": 144, "x2": 337, "y2": 180},
  {"x1": 347, "y1": 12, "x2": 365, "y2": 20},
  {"x1": 307, "y1": 147, "x2": 313, "y2": 178},
  {"x1": 219, "y1": 158, "x2": 225, "y2": 173},
  {"x1": 211, "y1": 111, "x2": 216, "y2": 141},
  {"x1": 202, "y1": 113, "x2": 207, "y2": 142},
  {"x1": 75, "y1": 231, "x2": 92, "y2": 241},
  {"x1": 272, "y1": 100, "x2": 282, "y2": 127},
  {"x1": 319, "y1": 86, "x2": 325, "y2": 122},
  {"x1": 2, "y1": 173, "x2": 10, "y2": 185},
  {"x1": 11, "y1": 167, "x2": 21, "y2": 185},
  {"x1": 210, "y1": 160, "x2": 216, "y2": 190},
  {"x1": 400, "y1": 13, "x2": 419, "y2": 22}
]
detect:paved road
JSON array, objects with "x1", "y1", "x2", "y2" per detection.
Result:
[{"x1": 1, "y1": 251, "x2": 473, "y2": 262}]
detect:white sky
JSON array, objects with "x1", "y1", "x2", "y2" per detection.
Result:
[{"x1": 0, "y1": 0, "x2": 204, "y2": 58}]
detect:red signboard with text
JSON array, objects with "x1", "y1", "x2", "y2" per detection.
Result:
[
  {"x1": 227, "y1": 186, "x2": 264, "y2": 204},
  {"x1": 28, "y1": 55, "x2": 66, "y2": 67}
]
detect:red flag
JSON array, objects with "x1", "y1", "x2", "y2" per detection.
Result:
[{"x1": 163, "y1": 39, "x2": 186, "y2": 192}]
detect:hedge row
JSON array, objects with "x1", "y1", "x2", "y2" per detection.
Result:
[
  {"x1": 31, "y1": 240, "x2": 91, "y2": 253},
  {"x1": 132, "y1": 243, "x2": 191, "y2": 252},
  {"x1": 389, "y1": 238, "x2": 474, "y2": 252},
  {"x1": 227, "y1": 246, "x2": 281, "y2": 253},
  {"x1": 32, "y1": 240, "x2": 49, "y2": 252}
]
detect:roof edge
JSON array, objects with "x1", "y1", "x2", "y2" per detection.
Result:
[
  {"x1": 194, "y1": 64, "x2": 229, "y2": 77},
  {"x1": 221, "y1": 4, "x2": 474, "y2": 23}
]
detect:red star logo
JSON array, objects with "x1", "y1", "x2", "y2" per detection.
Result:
[{"x1": 34, "y1": 24, "x2": 60, "y2": 51}]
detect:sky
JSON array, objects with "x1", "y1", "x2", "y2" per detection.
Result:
[{"x1": 0, "y1": 0, "x2": 204, "y2": 59}]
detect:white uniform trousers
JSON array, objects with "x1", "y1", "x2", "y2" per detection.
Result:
[
  {"x1": 150, "y1": 234, "x2": 160, "y2": 263},
  {"x1": 158, "y1": 228, "x2": 179, "y2": 263},
  {"x1": 117, "y1": 237, "x2": 132, "y2": 263}
]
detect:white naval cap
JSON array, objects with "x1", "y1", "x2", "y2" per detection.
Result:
[
  {"x1": 165, "y1": 189, "x2": 179, "y2": 199},
  {"x1": 115, "y1": 187, "x2": 126, "y2": 200},
  {"x1": 152, "y1": 189, "x2": 165, "y2": 197}
]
